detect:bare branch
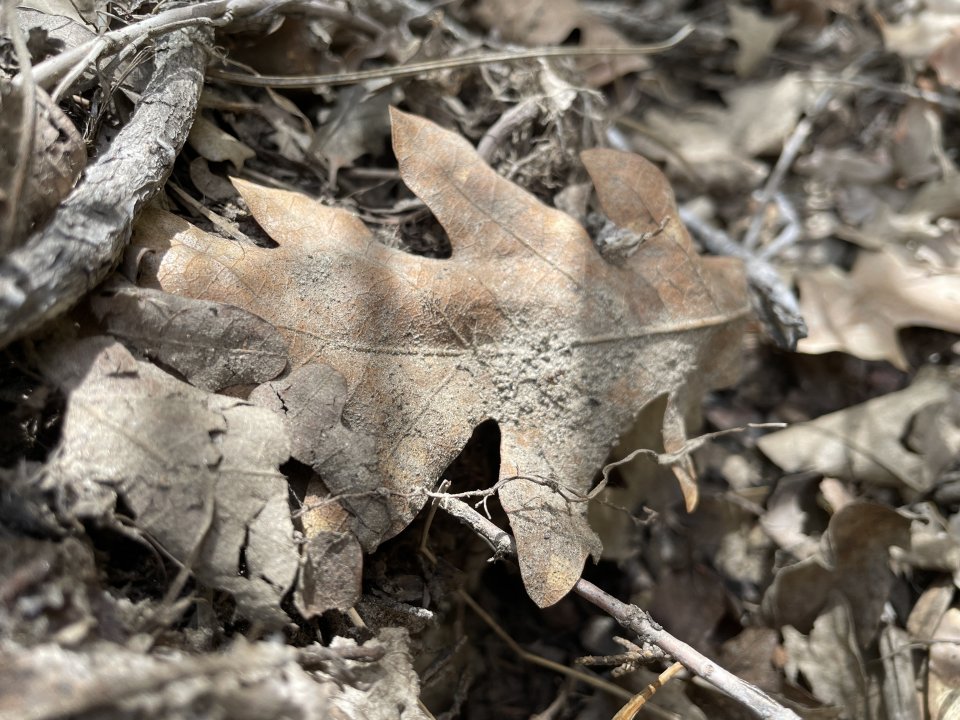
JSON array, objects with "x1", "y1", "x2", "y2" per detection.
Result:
[
  {"x1": 0, "y1": 28, "x2": 209, "y2": 347},
  {"x1": 437, "y1": 496, "x2": 801, "y2": 720}
]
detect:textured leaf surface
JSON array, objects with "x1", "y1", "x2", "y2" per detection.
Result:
[
  {"x1": 130, "y1": 109, "x2": 749, "y2": 606},
  {"x1": 42, "y1": 337, "x2": 298, "y2": 624},
  {"x1": 91, "y1": 278, "x2": 287, "y2": 392}
]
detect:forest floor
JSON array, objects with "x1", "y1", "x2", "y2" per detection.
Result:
[{"x1": 2, "y1": 1, "x2": 960, "y2": 719}]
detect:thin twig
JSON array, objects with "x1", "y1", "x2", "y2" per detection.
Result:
[
  {"x1": 591, "y1": 422, "x2": 785, "y2": 499},
  {"x1": 50, "y1": 37, "x2": 108, "y2": 104},
  {"x1": 759, "y1": 192, "x2": 801, "y2": 261},
  {"x1": 457, "y1": 589, "x2": 635, "y2": 701},
  {"x1": 437, "y1": 496, "x2": 801, "y2": 720},
  {"x1": 740, "y1": 53, "x2": 875, "y2": 252},
  {"x1": 477, "y1": 99, "x2": 542, "y2": 162},
  {"x1": 679, "y1": 205, "x2": 807, "y2": 349},
  {"x1": 809, "y1": 74, "x2": 960, "y2": 112},
  {"x1": 22, "y1": 0, "x2": 354, "y2": 91},
  {"x1": 206, "y1": 25, "x2": 695, "y2": 88},
  {"x1": 422, "y1": 513, "x2": 630, "y2": 702}
]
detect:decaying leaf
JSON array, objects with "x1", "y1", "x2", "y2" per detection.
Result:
[
  {"x1": 879, "y1": 624, "x2": 923, "y2": 720},
  {"x1": 0, "y1": 83, "x2": 86, "y2": 252},
  {"x1": 881, "y1": 12, "x2": 960, "y2": 61},
  {"x1": 930, "y1": 608, "x2": 960, "y2": 720},
  {"x1": 726, "y1": 74, "x2": 811, "y2": 157},
  {"x1": 91, "y1": 278, "x2": 288, "y2": 392},
  {"x1": 758, "y1": 367, "x2": 956, "y2": 492},
  {"x1": 249, "y1": 364, "x2": 381, "y2": 545},
  {"x1": 798, "y1": 246, "x2": 960, "y2": 372},
  {"x1": 639, "y1": 74, "x2": 810, "y2": 190},
  {"x1": 17, "y1": 0, "x2": 97, "y2": 26},
  {"x1": 471, "y1": 0, "x2": 650, "y2": 86},
  {"x1": 41, "y1": 337, "x2": 298, "y2": 624},
  {"x1": 727, "y1": 5, "x2": 794, "y2": 77},
  {"x1": 130, "y1": 108, "x2": 749, "y2": 607},
  {"x1": 187, "y1": 114, "x2": 256, "y2": 169},
  {"x1": 311, "y1": 85, "x2": 395, "y2": 186},
  {"x1": 891, "y1": 100, "x2": 948, "y2": 185},
  {"x1": 249, "y1": 364, "x2": 367, "y2": 615},
  {"x1": 763, "y1": 502, "x2": 909, "y2": 646},
  {"x1": 930, "y1": 35, "x2": 960, "y2": 90},
  {"x1": 295, "y1": 530, "x2": 363, "y2": 617},
  {"x1": 782, "y1": 597, "x2": 875, "y2": 719}
]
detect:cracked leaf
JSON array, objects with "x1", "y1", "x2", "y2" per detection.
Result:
[
  {"x1": 41, "y1": 337, "x2": 298, "y2": 625},
  {"x1": 130, "y1": 109, "x2": 749, "y2": 607}
]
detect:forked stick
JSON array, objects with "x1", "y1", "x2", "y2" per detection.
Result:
[{"x1": 436, "y1": 495, "x2": 800, "y2": 720}]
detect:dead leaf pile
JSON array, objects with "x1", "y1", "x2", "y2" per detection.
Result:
[{"x1": 6, "y1": 0, "x2": 960, "y2": 717}]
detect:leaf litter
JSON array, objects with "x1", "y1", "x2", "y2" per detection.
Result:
[{"x1": 2, "y1": 0, "x2": 960, "y2": 717}]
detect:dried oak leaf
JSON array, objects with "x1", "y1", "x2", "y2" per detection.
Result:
[
  {"x1": 130, "y1": 109, "x2": 748, "y2": 607},
  {"x1": 758, "y1": 367, "x2": 954, "y2": 492},
  {"x1": 471, "y1": 0, "x2": 650, "y2": 86}
]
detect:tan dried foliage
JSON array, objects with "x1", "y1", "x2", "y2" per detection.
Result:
[
  {"x1": 798, "y1": 249, "x2": 960, "y2": 370},
  {"x1": 129, "y1": 108, "x2": 748, "y2": 606},
  {"x1": 471, "y1": 0, "x2": 649, "y2": 86}
]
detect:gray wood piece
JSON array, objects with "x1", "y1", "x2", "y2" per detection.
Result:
[{"x1": 0, "y1": 27, "x2": 210, "y2": 347}]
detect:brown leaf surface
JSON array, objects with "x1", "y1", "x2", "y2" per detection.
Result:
[
  {"x1": 471, "y1": 0, "x2": 650, "y2": 86},
  {"x1": 763, "y1": 501, "x2": 909, "y2": 648},
  {"x1": 782, "y1": 597, "x2": 874, "y2": 719},
  {"x1": 798, "y1": 248, "x2": 960, "y2": 370},
  {"x1": 130, "y1": 109, "x2": 748, "y2": 607},
  {"x1": 0, "y1": 84, "x2": 86, "y2": 252}
]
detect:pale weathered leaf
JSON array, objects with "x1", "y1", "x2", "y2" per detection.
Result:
[
  {"x1": 930, "y1": 608, "x2": 960, "y2": 720},
  {"x1": 727, "y1": 5, "x2": 794, "y2": 77},
  {"x1": 91, "y1": 278, "x2": 287, "y2": 392},
  {"x1": 930, "y1": 36, "x2": 960, "y2": 90},
  {"x1": 249, "y1": 364, "x2": 383, "y2": 548},
  {"x1": 250, "y1": 363, "x2": 368, "y2": 616},
  {"x1": 0, "y1": 628, "x2": 425, "y2": 720},
  {"x1": 763, "y1": 502, "x2": 909, "y2": 646},
  {"x1": 471, "y1": 0, "x2": 650, "y2": 86},
  {"x1": 783, "y1": 597, "x2": 873, "y2": 719},
  {"x1": 0, "y1": 84, "x2": 85, "y2": 251},
  {"x1": 891, "y1": 100, "x2": 947, "y2": 185},
  {"x1": 188, "y1": 115, "x2": 256, "y2": 169},
  {"x1": 130, "y1": 109, "x2": 749, "y2": 607},
  {"x1": 295, "y1": 531, "x2": 363, "y2": 617},
  {"x1": 758, "y1": 367, "x2": 955, "y2": 491},
  {"x1": 41, "y1": 337, "x2": 298, "y2": 624},
  {"x1": 312, "y1": 85, "x2": 394, "y2": 185},
  {"x1": 881, "y1": 12, "x2": 960, "y2": 60},
  {"x1": 880, "y1": 624, "x2": 923, "y2": 720},
  {"x1": 17, "y1": 0, "x2": 95, "y2": 26}
]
